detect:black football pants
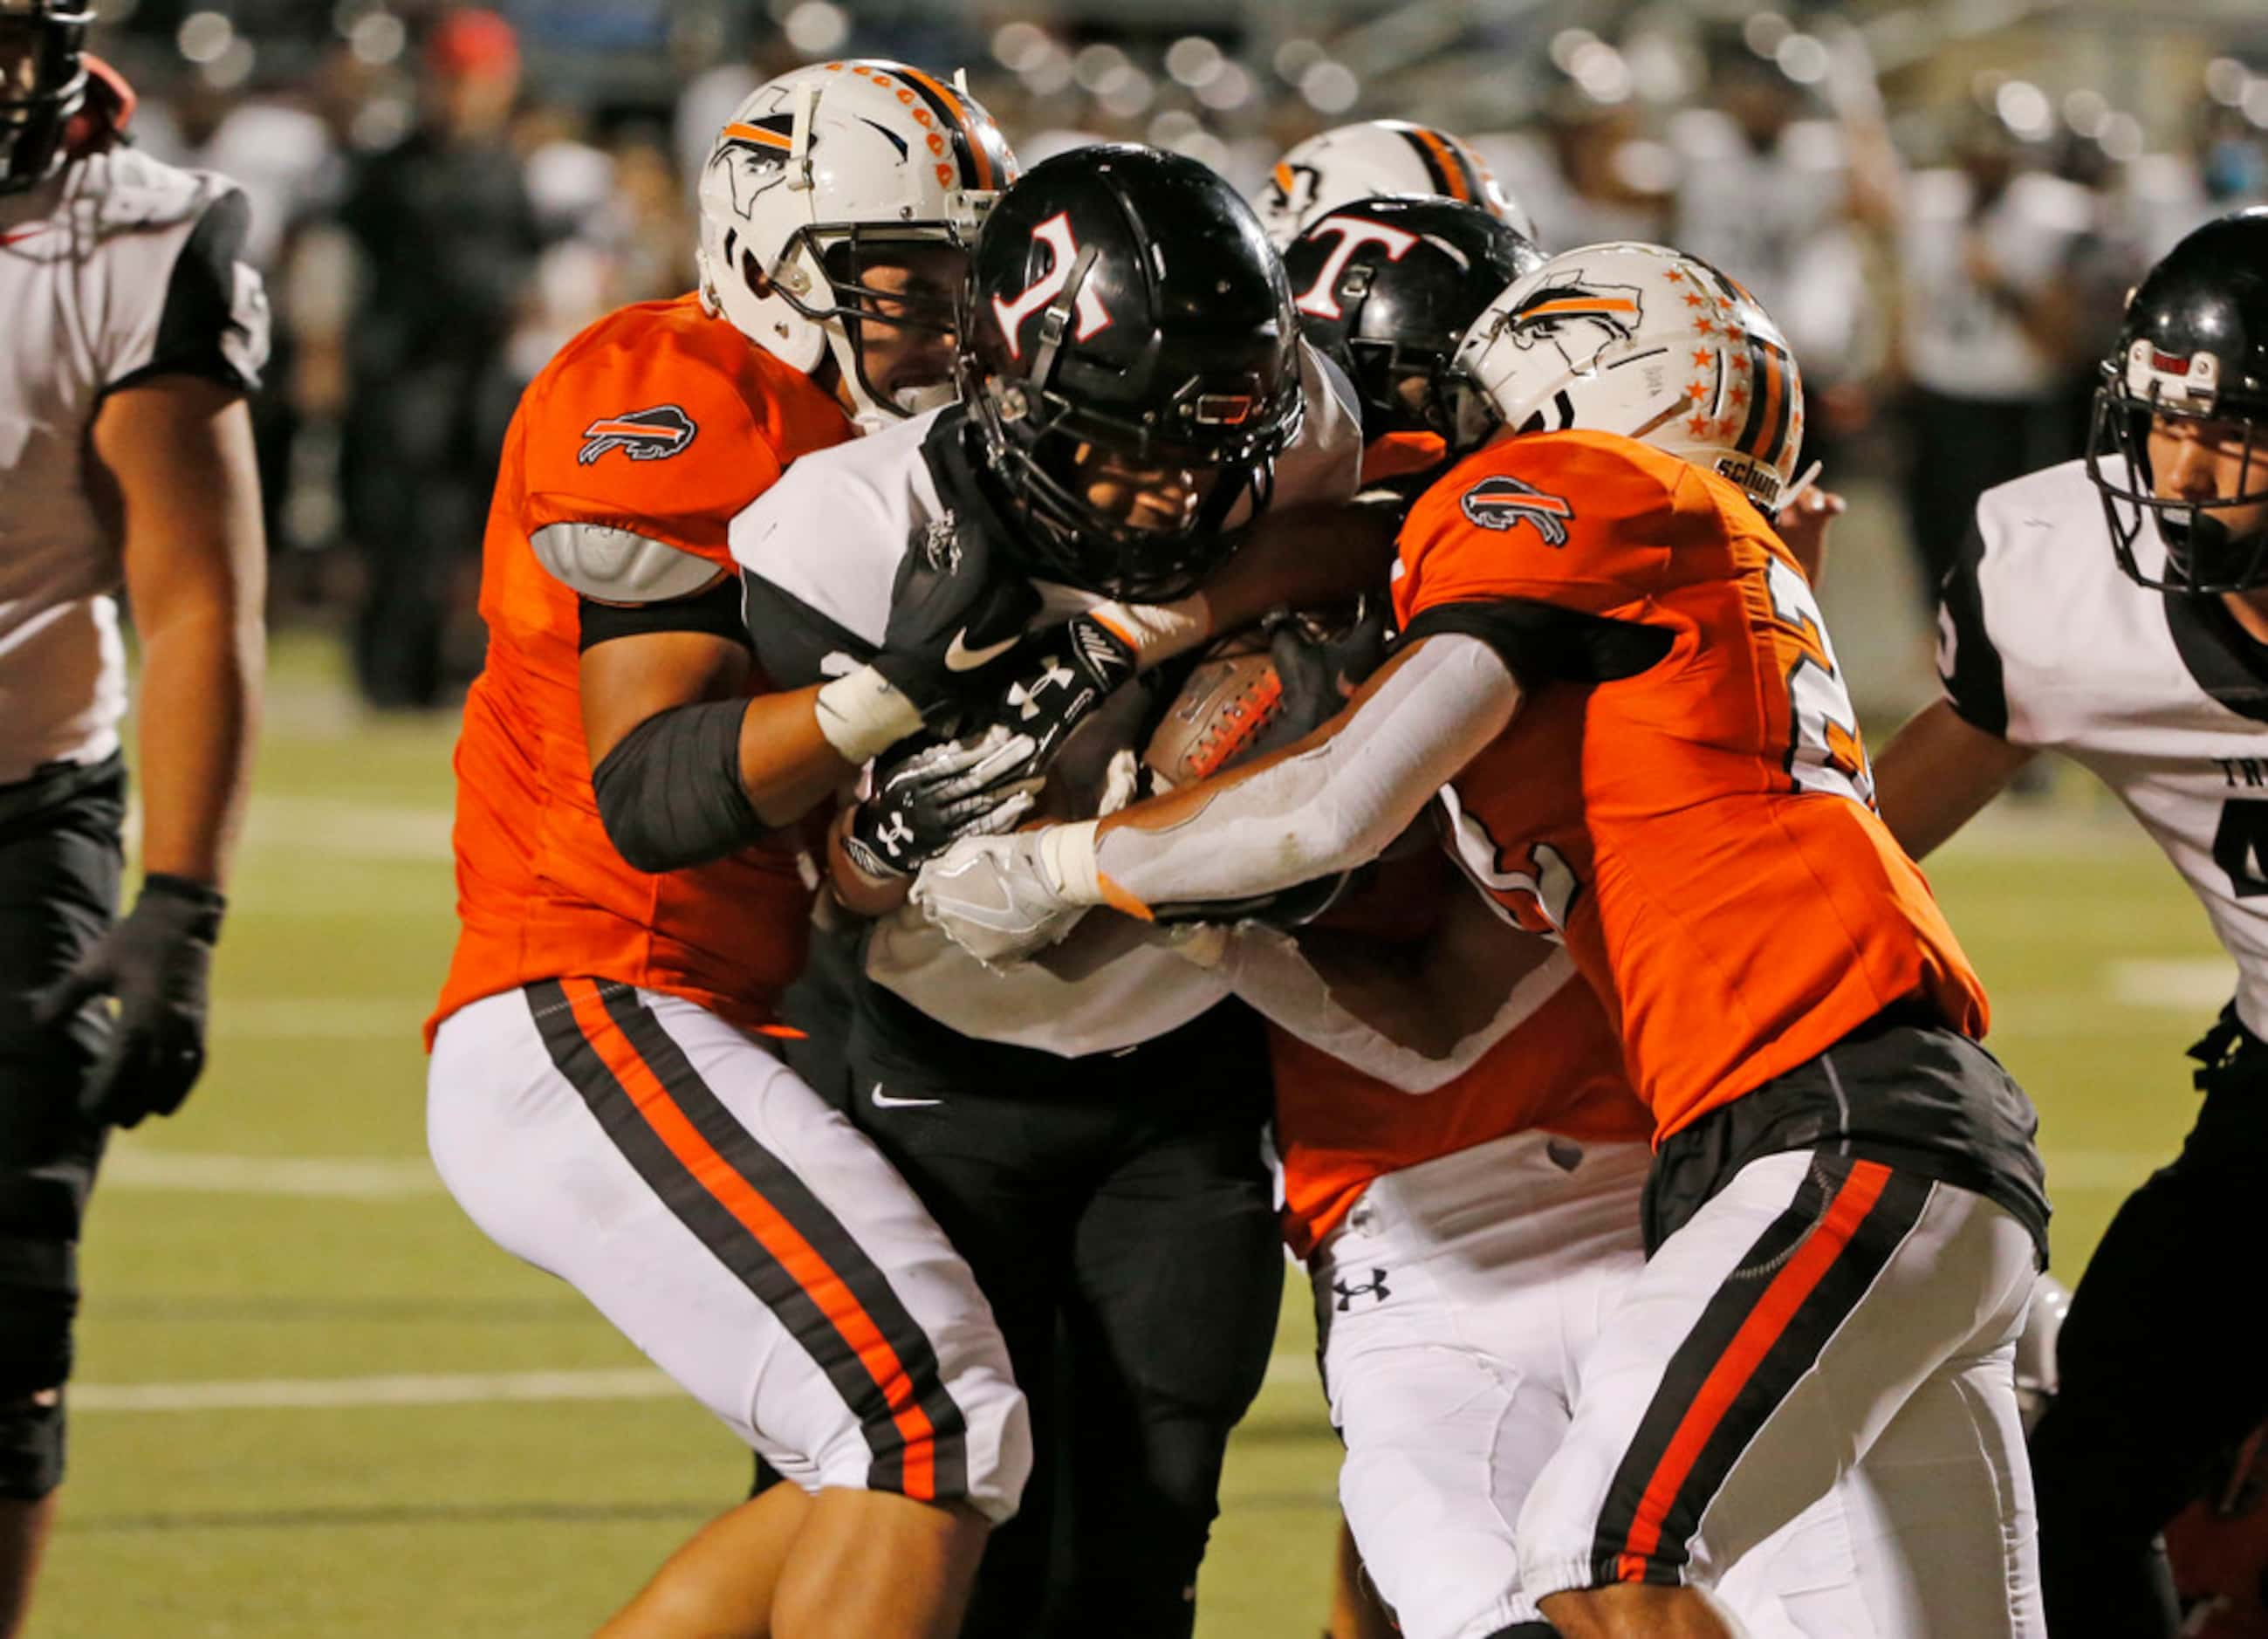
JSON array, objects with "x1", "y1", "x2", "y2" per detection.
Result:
[
  {"x1": 2030, "y1": 1005, "x2": 2268, "y2": 1637},
  {"x1": 847, "y1": 987, "x2": 1281, "y2": 1639},
  {"x1": 0, "y1": 759, "x2": 120, "y2": 1498}
]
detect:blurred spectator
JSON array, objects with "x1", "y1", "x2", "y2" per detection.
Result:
[
  {"x1": 329, "y1": 7, "x2": 542, "y2": 710},
  {"x1": 1895, "y1": 115, "x2": 2096, "y2": 596},
  {"x1": 1482, "y1": 95, "x2": 1668, "y2": 252},
  {"x1": 1672, "y1": 55, "x2": 1880, "y2": 481}
]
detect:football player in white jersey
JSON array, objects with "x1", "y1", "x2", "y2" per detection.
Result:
[
  {"x1": 0, "y1": 4, "x2": 268, "y2": 1629},
  {"x1": 729, "y1": 145, "x2": 1370, "y2": 1636},
  {"x1": 1873, "y1": 205, "x2": 2268, "y2": 1639}
]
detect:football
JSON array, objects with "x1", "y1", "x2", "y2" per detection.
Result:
[{"x1": 1142, "y1": 628, "x2": 1288, "y2": 790}]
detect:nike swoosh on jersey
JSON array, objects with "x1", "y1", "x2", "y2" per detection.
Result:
[
  {"x1": 871, "y1": 1083, "x2": 943, "y2": 1109},
  {"x1": 944, "y1": 629, "x2": 1021, "y2": 672},
  {"x1": 0, "y1": 225, "x2": 51, "y2": 246}
]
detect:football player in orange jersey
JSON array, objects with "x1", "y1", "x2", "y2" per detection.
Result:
[
  {"x1": 422, "y1": 63, "x2": 1040, "y2": 1639},
  {"x1": 915, "y1": 243, "x2": 2052, "y2": 1636}
]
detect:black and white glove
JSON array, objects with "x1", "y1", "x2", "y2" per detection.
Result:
[
  {"x1": 905, "y1": 612, "x2": 1140, "y2": 804},
  {"x1": 841, "y1": 726, "x2": 1044, "y2": 880},
  {"x1": 34, "y1": 874, "x2": 226, "y2": 1129}
]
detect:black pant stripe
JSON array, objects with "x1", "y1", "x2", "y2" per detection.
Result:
[
  {"x1": 524, "y1": 980, "x2": 966, "y2": 1501},
  {"x1": 593, "y1": 982, "x2": 971, "y2": 1501},
  {"x1": 1587, "y1": 1156, "x2": 1934, "y2": 1587}
]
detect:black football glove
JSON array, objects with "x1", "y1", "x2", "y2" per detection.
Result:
[
  {"x1": 1244, "y1": 600, "x2": 1390, "y2": 761},
  {"x1": 34, "y1": 874, "x2": 226, "y2": 1129},
  {"x1": 841, "y1": 727, "x2": 1044, "y2": 880},
  {"x1": 870, "y1": 517, "x2": 1041, "y2": 721},
  {"x1": 947, "y1": 612, "x2": 1140, "y2": 794}
]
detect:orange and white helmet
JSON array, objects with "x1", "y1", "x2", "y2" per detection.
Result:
[
  {"x1": 1254, "y1": 119, "x2": 1527, "y2": 248},
  {"x1": 695, "y1": 59, "x2": 1018, "y2": 430},
  {"x1": 1450, "y1": 242, "x2": 1805, "y2": 511}
]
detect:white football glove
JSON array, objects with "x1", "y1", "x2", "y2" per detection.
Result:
[{"x1": 911, "y1": 822, "x2": 1101, "y2": 967}]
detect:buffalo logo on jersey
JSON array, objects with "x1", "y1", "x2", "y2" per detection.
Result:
[
  {"x1": 1504, "y1": 278, "x2": 1646, "y2": 374},
  {"x1": 1461, "y1": 475, "x2": 1574, "y2": 545},
  {"x1": 579, "y1": 405, "x2": 698, "y2": 466},
  {"x1": 991, "y1": 212, "x2": 1114, "y2": 361}
]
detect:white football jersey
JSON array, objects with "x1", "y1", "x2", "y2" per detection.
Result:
[
  {"x1": 730, "y1": 340, "x2": 1361, "y2": 1056},
  {"x1": 1943, "y1": 456, "x2": 2268, "y2": 1033},
  {"x1": 0, "y1": 145, "x2": 271, "y2": 785}
]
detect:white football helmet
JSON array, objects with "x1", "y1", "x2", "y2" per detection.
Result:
[
  {"x1": 1254, "y1": 119, "x2": 1530, "y2": 248},
  {"x1": 695, "y1": 59, "x2": 1018, "y2": 430},
  {"x1": 1450, "y1": 242, "x2": 1805, "y2": 511}
]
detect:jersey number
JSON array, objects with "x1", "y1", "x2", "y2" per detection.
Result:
[
  {"x1": 1765, "y1": 557, "x2": 1876, "y2": 807},
  {"x1": 2216, "y1": 799, "x2": 2268, "y2": 899},
  {"x1": 1438, "y1": 785, "x2": 1581, "y2": 938}
]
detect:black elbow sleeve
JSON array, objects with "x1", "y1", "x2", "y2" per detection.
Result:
[{"x1": 589, "y1": 699, "x2": 764, "y2": 873}]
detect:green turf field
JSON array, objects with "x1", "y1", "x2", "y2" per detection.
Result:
[{"x1": 31, "y1": 634, "x2": 2223, "y2": 1636}]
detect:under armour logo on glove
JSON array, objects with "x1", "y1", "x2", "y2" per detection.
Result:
[{"x1": 1333, "y1": 1269, "x2": 1391, "y2": 1311}]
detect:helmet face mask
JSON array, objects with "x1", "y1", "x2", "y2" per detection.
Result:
[
  {"x1": 2085, "y1": 210, "x2": 2268, "y2": 596},
  {"x1": 963, "y1": 145, "x2": 1305, "y2": 603},
  {"x1": 0, "y1": 2, "x2": 93, "y2": 195}
]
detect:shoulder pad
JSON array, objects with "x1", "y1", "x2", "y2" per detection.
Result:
[
  {"x1": 67, "y1": 147, "x2": 233, "y2": 237},
  {"x1": 531, "y1": 522, "x2": 724, "y2": 604}
]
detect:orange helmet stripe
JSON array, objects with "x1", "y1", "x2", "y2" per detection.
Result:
[
  {"x1": 721, "y1": 121, "x2": 793, "y2": 152},
  {"x1": 1750, "y1": 343, "x2": 1786, "y2": 463},
  {"x1": 1408, "y1": 126, "x2": 1474, "y2": 202},
  {"x1": 1522, "y1": 296, "x2": 1641, "y2": 318},
  {"x1": 879, "y1": 65, "x2": 996, "y2": 189}
]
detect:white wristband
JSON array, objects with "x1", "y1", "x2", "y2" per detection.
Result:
[
  {"x1": 813, "y1": 665, "x2": 925, "y2": 765},
  {"x1": 1038, "y1": 820, "x2": 1104, "y2": 905},
  {"x1": 1086, "y1": 595, "x2": 1212, "y2": 669}
]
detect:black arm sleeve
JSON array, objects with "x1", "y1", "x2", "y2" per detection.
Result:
[
  {"x1": 110, "y1": 190, "x2": 264, "y2": 395},
  {"x1": 1936, "y1": 518, "x2": 2011, "y2": 737},
  {"x1": 1400, "y1": 598, "x2": 1674, "y2": 687},
  {"x1": 587, "y1": 699, "x2": 764, "y2": 874},
  {"x1": 578, "y1": 575, "x2": 751, "y2": 653}
]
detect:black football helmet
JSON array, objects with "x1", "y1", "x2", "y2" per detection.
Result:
[
  {"x1": 2087, "y1": 207, "x2": 2268, "y2": 593},
  {"x1": 0, "y1": 0, "x2": 90, "y2": 195},
  {"x1": 1282, "y1": 195, "x2": 1545, "y2": 451},
  {"x1": 960, "y1": 143, "x2": 1305, "y2": 603}
]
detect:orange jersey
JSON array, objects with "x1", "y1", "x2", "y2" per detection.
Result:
[
  {"x1": 1264, "y1": 849, "x2": 1651, "y2": 1257},
  {"x1": 1391, "y1": 429, "x2": 1986, "y2": 1141},
  {"x1": 428, "y1": 295, "x2": 853, "y2": 1046}
]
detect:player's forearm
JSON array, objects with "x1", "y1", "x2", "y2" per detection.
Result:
[
  {"x1": 134, "y1": 593, "x2": 264, "y2": 888},
  {"x1": 1077, "y1": 635, "x2": 1518, "y2": 912},
  {"x1": 1872, "y1": 698, "x2": 2036, "y2": 861},
  {"x1": 1197, "y1": 499, "x2": 1398, "y2": 638}
]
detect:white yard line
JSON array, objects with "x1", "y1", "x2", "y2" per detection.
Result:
[
  {"x1": 72, "y1": 1368, "x2": 674, "y2": 1413},
  {"x1": 238, "y1": 795, "x2": 455, "y2": 861},
  {"x1": 73, "y1": 1355, "x2": 1323, "y2": 1414},
  {"x1": 215, "y1": 998, "x2": 421, "y2": 1041},
  {"x1": 101, "y1": 1150, "x2": 441, "y2": 1199},
  {"x1": 2102, "y1": 957, "x2": 2237, "y2": 1012}
]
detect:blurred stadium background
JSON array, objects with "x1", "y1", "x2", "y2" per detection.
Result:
[{"x1": 40, "y1": 0, "x2": 2268, "y2": 1631}]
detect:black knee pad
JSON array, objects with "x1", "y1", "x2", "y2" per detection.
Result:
[
  {"x1": 0, "y1": 1233, "x2": 79, "y2": 1396},
  {"x1": 1484, "y1": 1625, "x2": 1560, "y2": 1639},
  {"x1": 0, "y1": 1391, "x2": 64, "y2": 1501}
]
